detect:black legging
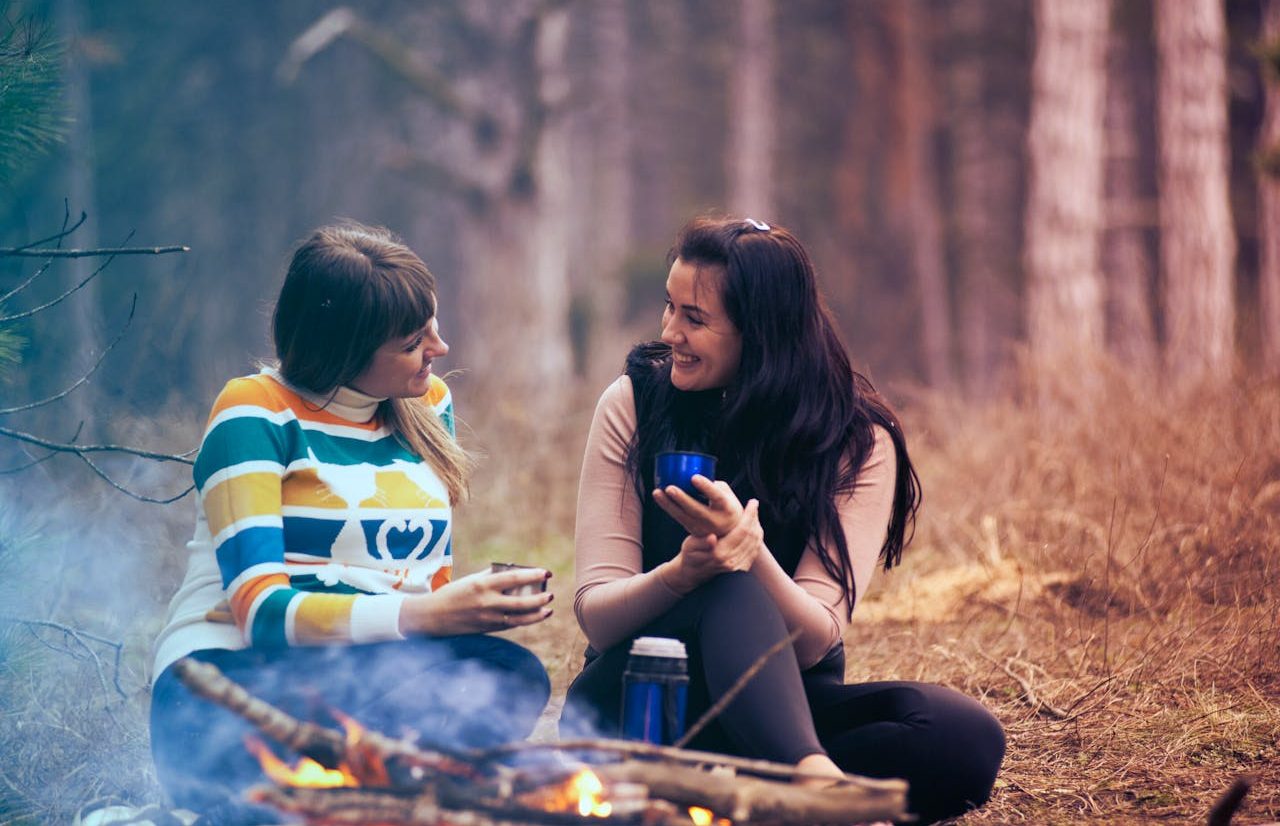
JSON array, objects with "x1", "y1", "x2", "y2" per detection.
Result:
[{"x1": 564, "y1": 573, "x2": 1004, "y2": 824}]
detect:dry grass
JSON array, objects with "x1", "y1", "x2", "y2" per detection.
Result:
[
  {"x1": 2, "y1": 368, "x2": 1277, "y2": 824},
  {"x1": 845, "y1": 368, "x2": 1280, "y2": 824}
]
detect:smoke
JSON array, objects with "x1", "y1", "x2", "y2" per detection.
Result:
[{"x1": 0, "y1": 411, "x2": 198, "y2": 820}]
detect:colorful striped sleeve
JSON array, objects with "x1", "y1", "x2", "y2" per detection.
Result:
[{"x1": 194, "y1": 376, "x2": 405, "y2": 648}]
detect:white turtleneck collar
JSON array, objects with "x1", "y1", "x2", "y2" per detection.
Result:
[{"x1": 261, "y1": 366, "x2": 385, "y2": 424}]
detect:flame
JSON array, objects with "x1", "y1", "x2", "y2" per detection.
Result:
[
  {"x1": 245, "y1": 710, "x2": 384, "y2": 789},
  {"x1": 688, "y1": 806, "x2": 731, "y2": 826},
  {"x1": 570, "y1": 768, "x2": 613, "y2": 818},
  {"x1": 245, "y1": 737, "x2": 357, "y2": 788}
]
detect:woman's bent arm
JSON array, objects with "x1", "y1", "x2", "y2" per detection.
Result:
[
  {"x1": 574, "y1": 377, "x2": 689, "y2": 650},
  {"x1": 748, "y1": 425, "x2": 897, "y2": 667}
]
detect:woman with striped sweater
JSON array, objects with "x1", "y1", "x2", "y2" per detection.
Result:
[{"x1": 150, "y1": 223, "x2": 551, "y2": 823}]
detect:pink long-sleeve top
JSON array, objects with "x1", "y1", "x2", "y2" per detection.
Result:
[{"x1": 573, "y1": 375, "x2": 897, "y2": 669}]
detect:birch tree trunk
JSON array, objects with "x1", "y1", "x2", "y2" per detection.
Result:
[
  {"x1": 1103, "y1": 6, "x2": 1159, "y2": 373},
  {"x1": 1155, "y1": 0, "x2": 1236, "y2": 383},
  {"x1": 727, "y1": 0, "x2": 776, "y2": 219},
  {"x1": 1258, "y1": 0, "x2": 1280, "y2": 376},
  {"x1": 1024, "y1": 0, "x2": 1108, "y2": 378},
  {"x1": 947, "y1": 0, "x2": 1028, "y2": 398}
]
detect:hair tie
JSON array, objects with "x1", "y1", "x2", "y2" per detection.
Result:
[{"x1": 744, "y1": 218, "x2": 770, "y2": 232}]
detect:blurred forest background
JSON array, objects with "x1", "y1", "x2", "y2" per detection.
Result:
[{"x1": 2, "y1": 0, "x2": 1278, "y2": 823}]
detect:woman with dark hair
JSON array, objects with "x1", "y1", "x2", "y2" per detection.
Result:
[
  {"x1": 150, "y1": 223, "x2": 552, "y2": 824},
  {"x1": 566, "y1": 216, "x2": 1004, "y2": 824}
]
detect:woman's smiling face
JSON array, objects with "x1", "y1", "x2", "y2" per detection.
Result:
[
  {"x1": 351, "y1": 315, "x2": 449, "y2": 399},
  {"x1": 661, "y1": 258, "x2": 743, "y2": 392}
]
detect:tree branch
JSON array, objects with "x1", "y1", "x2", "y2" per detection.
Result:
[
  {"x1": 0, "y1": 294, "x2": 136, "y2": 416},
  {"x1": 0, "y1": 205, "x2": 83, "y2": 304},
  {"x1": 8, "y1": 206, "x2": 87, "y2": 252},
  {"x1": 279, "y1": 8, "x2": 475, "y2": 120},
  {"x1": 76, "y1": 451, "x2": 195, "y2": 504},
  {"x1": 0, "y1": 616, "x2": 127, "y2": 698},
  {"x1": 0, "y1": 244, "x2": 189, "y2": 258},
  {"x1": 0, "y1": 423, "x2": 194, "y2": 464},
  {"x1": 0, "y1": 230, "x2": 135, "y2": 324}
]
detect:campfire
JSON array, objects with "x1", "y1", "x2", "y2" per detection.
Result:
[{"x1": 175, "y1": 659, "x2": 907, "y2": 825}]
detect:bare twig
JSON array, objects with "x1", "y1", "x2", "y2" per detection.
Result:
[
  {"x1": 0, "y1": 616, "x2": 127, "y2": 698},
  {"x1": 673, "y1": 629, "x2": 801, "y2": 748},
  {"x1": 0, "y1": 206, "x2": 82, "y2": 305},
  {"x1": 0, "y1": 245, "x2": 188, "y2": 258},
  {"x1": 0, "y1": 231, "x2": 132, "y2": 324},
  {"x1": 0, "y1": 294, "x2": 137, "y2": 415},
  {"x1": 0, "y1": 424, "x2": 194, "y2": 464},
  {"x1": 8, "y1": 207, "x2": 87, "y2": 253},
  {"x1": 980, "y1": 652, "x2": 1070, "y2": 719},
  {"x1": 77, "y1": 452, "x2": 195, "y2": 504}
]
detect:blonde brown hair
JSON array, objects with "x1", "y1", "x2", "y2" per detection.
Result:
[{"x1": 272, "y1": 222, "x2": 471, "y2": 504}]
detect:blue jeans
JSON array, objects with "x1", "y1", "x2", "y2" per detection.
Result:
[{"x1": 150, "y1": 635, "x2": 549, "y2": 824}]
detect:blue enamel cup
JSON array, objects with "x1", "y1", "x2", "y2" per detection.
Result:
[{"x1": 654, "y1": 451, "x2": 717, "y2": 497}]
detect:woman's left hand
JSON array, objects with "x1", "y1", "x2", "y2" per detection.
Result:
[{"x1": 653, "y1": 475, "x2": 744, "y2": 538}]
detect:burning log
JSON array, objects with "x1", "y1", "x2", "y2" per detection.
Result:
[
  {"x1": 593, "y1": 762, "x2": 903, "y2": 825},
  {"x1": 173, "y1": 657, "x2": 909, "y2": 825},
  {"x1": 173, "y1": 658, "x2": 481, "y2": 783}
]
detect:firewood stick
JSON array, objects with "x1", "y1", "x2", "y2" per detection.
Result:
[
  {"x1": 172, "y1": 658, "x2": 479, "y2": 780},
  {"x1": 674, "y1": 629, "x2": 801, "y2": 748},
  {"x1": 173, "y1": 658, "x2": 347, "y2": 767},
  {"x1": 249, "y1": 785, "x2": 438, "y2": 824},
  {"x1": 479, "y1": 738, "x2": 904, "y2": 791},
  {"x1": 595, "y1": 761, "x2": 907, "y2": 825}
]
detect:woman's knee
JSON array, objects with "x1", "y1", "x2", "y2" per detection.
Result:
[{"x1": 908, "y1": 685, "x2": 1005, "y2": 819}]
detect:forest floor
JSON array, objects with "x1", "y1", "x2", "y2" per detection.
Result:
[{"x1": 1, "y1": 368, "x2": 1277, "y2": 825}]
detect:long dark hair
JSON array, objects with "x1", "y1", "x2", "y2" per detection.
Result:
[
  {"x1": 272, "y1": 222, "x2": 471, "y2": 504},
  {"x1": 626, "y1": 216, "x2": 921, "y2": 615}
]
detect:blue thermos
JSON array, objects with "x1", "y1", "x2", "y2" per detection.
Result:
[{"x1": 621, "y1": 636, "x2": 689, "y2": 744}]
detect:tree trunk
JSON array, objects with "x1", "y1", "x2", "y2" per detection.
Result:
[
  {"x1": 727, "y1": 0, "x2": 776, "y2": 219},
  {"x1": 894, "y1": 0, "x2": 953, "y2": 390},
  {"x1": 946, "y1": 0, "x2": 1028, "y2": 398},
  {"x1": 1103, "y1": 2, "x2": 1159, "y2": 373},
  {"x1": 456, "y1": 3, "x2": 574, "y2": 412},
  {"x1": 585, "y1": 0, "x2": 633, "y2": 380},
  {"x1": 1259, "y1": 0, "x2": 1280, "y2": 375},
  {"x1": 1155, "y1": 0, "x2": 1236, "y2": 383},
  {"x1": 1024, "y1": 0, "x2": 1108, "y2": 377},
  {"x1": 56, "y1": 0, "x2": 99, "y2": 427}
]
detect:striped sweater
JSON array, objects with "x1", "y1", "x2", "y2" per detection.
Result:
[{"x1": 152, "y1": 368, "x2": 455, "y2": 676}]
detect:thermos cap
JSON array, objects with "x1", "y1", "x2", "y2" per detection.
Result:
[{"x1": 630, "y1": 636, "x2": 688, "y2": 659}]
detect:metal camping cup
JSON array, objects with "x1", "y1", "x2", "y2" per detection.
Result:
[
  {"x1": 654, "y1": 451, "x2": 717, "y2": 498},
  {"x1": 489, "y1": 562, "x2": 547, "y2": 596},
  {"x1": 621, "y1": 636, "x2": 689, "y2": 744}
]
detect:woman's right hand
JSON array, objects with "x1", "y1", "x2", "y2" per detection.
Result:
[
  {"x1": 666, "y1": 499, "x2": 764, "y2": 592},
  {"x1": 399, "y1": 568, "x2": 553, "y2": 636}
]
